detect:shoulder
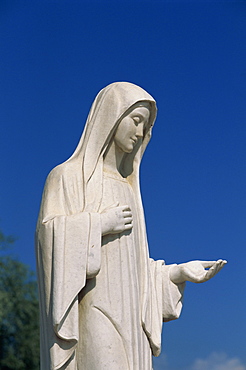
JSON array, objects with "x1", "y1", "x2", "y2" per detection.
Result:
[{"x1": 47, "y1": 161, "x2": 81, "y2": 183}]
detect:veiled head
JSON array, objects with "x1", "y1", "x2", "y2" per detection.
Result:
[{"x1": 67, "y1": 82, "x2": 157, "y2": 182}]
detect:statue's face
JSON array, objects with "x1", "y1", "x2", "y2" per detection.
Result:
[{"x1": 114, "y1": 106, "x2": 150, "y2": 153}]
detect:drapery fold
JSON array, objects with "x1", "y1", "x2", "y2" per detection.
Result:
[
  {"x1": 36, "y1": 82, "x2": 185, "y2": 369},
  {"x1": 36, "y1": 165, "x2": 101, "y2": 369}
]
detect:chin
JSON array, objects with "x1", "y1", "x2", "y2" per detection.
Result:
[
  {"x1": 120, "y1": 145, "x2": 134, "y2": 153},
  {"x1": 125, "y1": 147, "x2": 134, "y2": 153}
]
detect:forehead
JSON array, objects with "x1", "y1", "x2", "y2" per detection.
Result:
[{"x1": 129, "y1": 106, "x2": 150, "y2": 119}]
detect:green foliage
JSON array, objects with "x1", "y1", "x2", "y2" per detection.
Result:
[
  {"x1": 0, "y1": 230, "x2": 16, "y2": 251},
  {"x1": 0, "y1": 232, "x2": 39, "y2": 370}
]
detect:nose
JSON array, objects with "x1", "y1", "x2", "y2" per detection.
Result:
[{"x1": 136, "y1": 123, "x2": 144, "y2": 138}]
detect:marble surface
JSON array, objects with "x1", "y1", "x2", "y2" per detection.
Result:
[{"x1": 36, "y1": 82, "x2": 226, "y2": 369}]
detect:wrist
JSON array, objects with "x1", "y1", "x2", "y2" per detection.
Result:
[
  {"x1": 169, "y1": 264, "x2": 185, "y2": 285},
  {"x1": 100, "y1": 213, "x2": 108, "y2": 236}
]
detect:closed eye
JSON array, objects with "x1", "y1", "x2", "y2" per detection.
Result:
[{"x1": 133, "y1": 116, "x2": 141, "y2": 124}]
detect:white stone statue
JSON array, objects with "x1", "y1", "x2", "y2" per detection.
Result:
[{"x1": 36, "y1": 82, "x2": 226, "y2": 370}]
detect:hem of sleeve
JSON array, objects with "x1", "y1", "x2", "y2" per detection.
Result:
[
  {"x1": 162, "y1": 264, "x2": 185, "y2": 322},
  {"x1": 86, "y1": 213, "x2": 102, "y2": 278}
]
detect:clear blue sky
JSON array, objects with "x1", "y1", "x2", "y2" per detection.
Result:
[{"x1": 1, "y1": 1, "x2": 245, "y2": 369}]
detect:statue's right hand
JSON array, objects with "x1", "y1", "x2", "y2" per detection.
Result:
[{"x1": 100, "y1": 204, "x2": 133, "y2": 236}]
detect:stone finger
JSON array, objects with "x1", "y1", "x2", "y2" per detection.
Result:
[{"x1": 124, "y1": 217, "x2": 132, "y2": 225}]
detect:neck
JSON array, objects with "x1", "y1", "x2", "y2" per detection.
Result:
[{"x1": 103, "y1": 140, "x2": 124, "y2": 175}]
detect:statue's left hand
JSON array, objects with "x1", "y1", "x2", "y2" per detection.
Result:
[{"x1": 170, "y1": 259, "x2": 227, "y2": 285}]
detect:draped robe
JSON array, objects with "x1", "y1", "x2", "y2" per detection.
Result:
[{"x1": 36, "y1": 82, "x2": 185, "y2": 370}]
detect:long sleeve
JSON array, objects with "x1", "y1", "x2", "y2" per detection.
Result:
[
  {"x1": 37, "y1": 211, "x2": 101, "y2": 369},
  {"x1": 86, "y1": 213, "x2": 102, "y2": 278},
  {"x1": 143, "y1": 260, "x2": 185, "y2": 358},
  {"x1": 162, "y1": 264, "x2": 185, "y2": 322},
  {"x1": 36, "y1": 163, "x2": 103, "y2": 369}
]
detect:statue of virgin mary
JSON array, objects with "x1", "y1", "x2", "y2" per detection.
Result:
[{"x1": 36, "y1": 82, "x2": 226, "y2": 370}]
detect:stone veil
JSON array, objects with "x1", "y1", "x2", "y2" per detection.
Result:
[{"x1": 36, "y1": 82, "x2": 185, "y2": 370}]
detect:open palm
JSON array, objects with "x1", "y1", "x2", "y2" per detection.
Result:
[{"x1": 170, "y1": 259, "x2": 227, "y2": 285}]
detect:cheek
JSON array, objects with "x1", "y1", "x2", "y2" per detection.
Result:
[
  {"x1": 125, "y1": 120, "x2": 136, "y2": 136},
  {"x1": 117, "y1": 119, "x2": 135, "y2": 139}
]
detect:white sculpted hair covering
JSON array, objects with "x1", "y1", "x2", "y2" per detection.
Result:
[
  {"x1": 67, "y1": 81, "x2": 157, "y2": 211},
  {"x1": 36, "y1": 82, "x2": 158, "y2": 369}
]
